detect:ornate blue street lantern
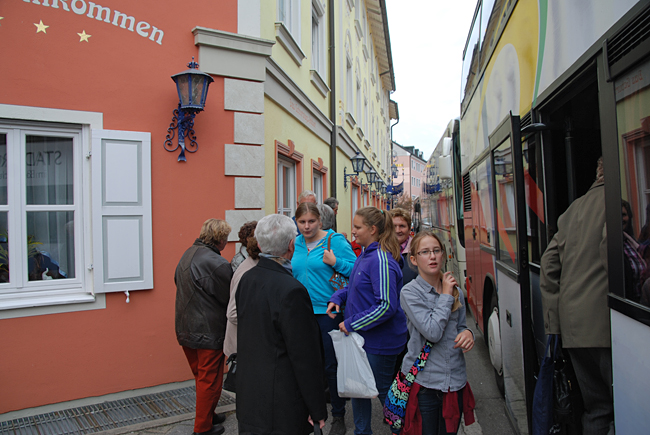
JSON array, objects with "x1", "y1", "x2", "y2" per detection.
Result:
[{"x1": 164, "y1": 58, "x2": 214, "y2": 162}]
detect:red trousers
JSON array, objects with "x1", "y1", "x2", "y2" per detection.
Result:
[{"x1": 182, "y1": 346, "x2": 226, "y2": 433}]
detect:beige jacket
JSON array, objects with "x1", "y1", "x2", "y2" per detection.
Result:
[
  {"x1": 540, "y1": 181, "x2": 610, "y2": 348},
  {"x1": 223, "y1": 256, "x2": 258, "y2": 356}
]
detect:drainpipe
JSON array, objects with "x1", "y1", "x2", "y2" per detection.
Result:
[
  {"x1": 390, "y1": 118, "x2": 400, "y2": 209},
  {"x1": 329, "y1": 0, "x2": 337, "y2": 197}
]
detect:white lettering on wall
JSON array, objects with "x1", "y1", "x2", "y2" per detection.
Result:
[
  {"x1": 87, "y1": 2, "x2": 111, "y2": 23},
  {"x1": 52, "y1": 0, "x2": 70, "y2": 11},
  {"x1": 25, "y1": 0, "x2": 164, "y2": 45},
  {"x1": 136, "y1": 21, "x2": 150, "y2": 38},
  {"x1": 112, "y1": 11, "x2": 134, "y2": 31},
  {"x1": 71, "y1": 0, "x2": 86, "y2": 15}
]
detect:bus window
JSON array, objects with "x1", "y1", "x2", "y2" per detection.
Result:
[
  {"x1": 461, "y1": 6, "x2": 480, "y2": 107},
  {"x1": 494, "y1": 139, "x2": 517, "y2": 267},
  {"x1": 453, "y1": 122, "x2": 465, "y2": 247},
  {"x1": 615, "y1": 57, "x2": 650, "y2": 306},
  {"x1": 522, "y1": 133, "x2": 546, "y2": 265},
  {"x1": 477, "y1": 158, "x2": 494, "y2": 248},
  {"x1": 478, "y1": 0, "x2": 497, "y2": 73}
]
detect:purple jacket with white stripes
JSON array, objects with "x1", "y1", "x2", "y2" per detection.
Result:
[{"x1": 329, "y1": 241, "x2": 408, "y2": 355}]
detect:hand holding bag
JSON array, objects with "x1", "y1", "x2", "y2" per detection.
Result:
[
  {"x1": 329, "y1": 330, "x2": 378, "y2": 398},
  {"x1": 383, "y1": 341, "x2": 433, "y2": 431},
  {"x1": 222, "y1": 353, "x2": 237, "y2": 393},
  {"x1": 326, "y1": 234, "x2": 349, "y2": 291},
  {"x1": 532, "y1": 335, "x2": 584, "y2": 435}
]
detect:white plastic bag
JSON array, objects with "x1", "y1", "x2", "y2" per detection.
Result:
[{"x1": 329, "y1": 330, "x2": 378, "y2": 398}]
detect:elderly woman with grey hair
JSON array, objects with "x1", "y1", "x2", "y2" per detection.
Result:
[
  {"x1": 236, "y1": 214, "x2": 327, "y2": 435},
  {"x1": 317, "y1": 203, "x2": 336, "y2": 231}
]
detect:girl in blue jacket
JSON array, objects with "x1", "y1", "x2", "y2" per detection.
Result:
[
  {"x1": 292, "y1": 202, "x2": 357, "y2": 433},
  {"x1": 327, "y1": 206, "x2": 408, "y2": 435}
]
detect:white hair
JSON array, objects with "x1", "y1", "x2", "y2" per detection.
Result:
[
  {"x1": 255, "y1": 214, "x2": 296, "y2": 256},
  {"x1": 318, "y1": 204, "x2": 335, "y2": 231},
  {"x1": 297, "y1": 190, "x2": 317, "y2": 204}
]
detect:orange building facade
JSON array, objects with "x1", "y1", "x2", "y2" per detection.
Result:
[{"x1": 0, "y1": 0, "x2": 272, "y2": 414}]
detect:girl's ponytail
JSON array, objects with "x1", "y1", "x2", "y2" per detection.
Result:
[{"x1": 356, "y1": 207, "x2": 401, "y2": 261}]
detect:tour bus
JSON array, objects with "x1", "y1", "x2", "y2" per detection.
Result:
[
  {"x1": 460, "y1": 0, "x2": 650, "y2": 433},
  {"x1": 420, "y1": 119, "x2": 466, "y2": 295}
]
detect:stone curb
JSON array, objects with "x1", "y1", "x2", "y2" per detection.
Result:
[{"x1": 95, "y1": 404, "x2": 236, "y2": 435}]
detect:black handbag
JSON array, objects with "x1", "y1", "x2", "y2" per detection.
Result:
[
  {"x1": 551, "y1": 344, "x2": 583, "y2": 434},
  {"x1": 223, "y1": 353, "x2": 237, "y2": 393}
]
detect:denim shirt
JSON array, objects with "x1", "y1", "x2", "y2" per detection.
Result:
[{"x1": 399, "y1": 275, "x2": 473, "y2": 392}]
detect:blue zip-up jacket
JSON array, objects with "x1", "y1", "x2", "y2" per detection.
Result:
[
  {"x1": 329, "y1": 241, "x2": 407, "y2": 355},
  {"x1": 292, "y1": 230, "x2": 357, "y2": 314}
]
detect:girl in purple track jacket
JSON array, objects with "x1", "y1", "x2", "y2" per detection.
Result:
[{"x1": 327, "y1": 206, "x2": 408, "y2": 435}]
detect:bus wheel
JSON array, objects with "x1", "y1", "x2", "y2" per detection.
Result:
[{"x1": 487, "y1": 292, "x2": 505, "y2": 397}]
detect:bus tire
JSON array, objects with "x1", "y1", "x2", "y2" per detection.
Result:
[{"x1": 487, "y1": 291, "x2": 505, "y2": 397}]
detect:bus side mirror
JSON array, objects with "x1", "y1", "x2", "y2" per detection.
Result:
[{"x1": 438, "y1": 155, "x2": 453, "y2": 180}]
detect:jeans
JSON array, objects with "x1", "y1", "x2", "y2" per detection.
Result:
[
  {"x1": 351, "y1": 352, "x2": 398, "y2": 435},
  {"x1": 316, "y1": 314, "x2": 346, "y2": 418},
  {"x1": 417, "y1": 386, "x2": 462, "y2": 435}
]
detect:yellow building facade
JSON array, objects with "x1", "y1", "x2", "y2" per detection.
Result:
[{"x1": 249, "y1": 0, "x2": 397, "y2": 235}]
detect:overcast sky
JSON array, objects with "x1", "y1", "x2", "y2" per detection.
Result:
[{"x1": 384, "y1": 0, "x2": 477, "y2": 160}]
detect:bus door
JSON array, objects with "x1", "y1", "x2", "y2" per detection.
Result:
[
  {"x1": 489, "y1": 113, "x2": 535, "y2": 434},
  {"x1": 538, "y1": 66, "x2": 602, "y2": 239}
]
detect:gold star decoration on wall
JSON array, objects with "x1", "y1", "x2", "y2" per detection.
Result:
[
  {"x1": 77, "y1": 30, "x2": 91, "y2": 42},
  {"x1": 34, "y1": 20, "x2": 49, "y2": 33},
  {"x1": 25, "y1": 18, "x2": 94, "y2": 42}
]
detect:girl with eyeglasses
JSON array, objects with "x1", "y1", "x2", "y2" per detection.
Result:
[
  {"x1": 396, "y1": 231, "x2": 475, "y2": 435},
  {"x1": 326, "y1": 206, "x2": 408, "y2": 435}
]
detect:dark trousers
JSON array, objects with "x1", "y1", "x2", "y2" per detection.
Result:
[
  {"x1": 417, "y1": 387, "x2": 462, "y2": 435},
  {"x1": 183, "y1": 346, "x2": 226, "y2": 433},
  {"x1": 566, "y1": 347, "x2": 615, "y2": 435},
  {"x1": 316, "y1": 313, "x2": 346, "y2": 418}
]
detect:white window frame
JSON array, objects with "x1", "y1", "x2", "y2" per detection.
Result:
[
  {"x1": 356, "y1": 76, "x2": 362, "y2": 125},
  {"x1": 311, "y1": 0, "x2": 326, "y2": 77},
  {"x1": 346, "y1": 58, "x2": 354, "y2": 115},
  {"x1": 277, "y1": 157, "x2": 296, "y2": 216},
  {"x1": 352, "y1": 185, "x2": 359, "y2": 216},
  {"x1": 313, "y1": 170, "x2": 323, "y2": 203},
  {"x1": 278, "y1": 0, "x2": 301, "y2": 43},
  {"x1": 0, "y1": 123, "x2": 90, "y2": 310}
]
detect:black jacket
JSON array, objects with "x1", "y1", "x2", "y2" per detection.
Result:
[
  {"x1": 236, "y1": 256, "x2": 327, "y2": 434},
  {"x1": 175, "y1": 239, "x2": 232, "y2": 350},
  {"x1": 400, "y1": 252, "x2": 418, "y2": 286}
]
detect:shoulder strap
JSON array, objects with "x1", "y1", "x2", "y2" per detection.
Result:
[
  {"x1": 327, "y1": 232, "x2": 333, "y2": 250},
  {"x1": 410, "y1": 341, "x2": 434, "y2": 378}
]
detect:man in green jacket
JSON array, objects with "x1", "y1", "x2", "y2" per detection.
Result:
[{"x1": 541, "y1": 157, "x2": 613, "y2": 435}]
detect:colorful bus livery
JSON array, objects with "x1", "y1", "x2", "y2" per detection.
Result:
[{"x1": 460, "y1": 1, "x2": 650, "y2": 434}]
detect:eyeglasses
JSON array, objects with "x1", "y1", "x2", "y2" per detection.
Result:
[{"x1": 417, "y1": 248, "x2": 443, "y2": 257}]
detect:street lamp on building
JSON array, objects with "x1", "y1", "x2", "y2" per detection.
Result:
[
  {"x1": 164, "y1": 58, "x2": 214, "y2": 162},
  {"x1": 343, "y1": 152, "x2": 367, "y2": 189}
]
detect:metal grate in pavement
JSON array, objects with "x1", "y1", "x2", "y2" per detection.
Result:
[{"x1": 0, "y1": 387, "x2": 235, "y2": 435}]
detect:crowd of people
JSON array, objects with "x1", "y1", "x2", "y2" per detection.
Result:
[{"x1": 174, "y1": 190, "x2": 475, "y2": 435}]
